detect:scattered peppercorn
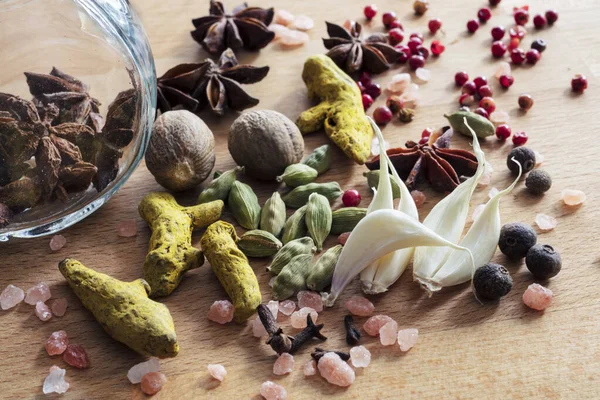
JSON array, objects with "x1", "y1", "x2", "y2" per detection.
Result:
[
  {"x1": 388, "y1": 28, "x2": 405, "y2": 46},
  {"x1": 413, "y1": 0, "x2": 429, "y2": 15},
  {"x1": 477, "y1": 7, "x2": 492, "y2": 23},
  {"x1": 373, "y1": 106, "x2": 393, "y2": 125},
  {"x1": 386, "y1": 96, "x2": 404, "y2": 114},
  {"x1": 473, "y1": 76, "x2": 488, "y2": 88},
  {"x1": 473, "y1": 263, "x2": 513, "y2": 301},
  {"x1": 495, "y1": 124, "x2": 511, "y2": 140},
  {"x1": 533, "y1": 14, "x2": 546, "y2": 29},
  {"x1": 531, "y1": 39, "x2": 547, "y2": 52},
  {"x1": 491, "y1": 26, "x2": 505, "y2": 40},
  {"x1": 479, "y1": 97, "x2": 496, "y2": 113},
  {"x1": 467, "y1": 19, "x2": 480, "y2": 33},
  {"x1": 514, "y1": 9, "x2": 529, "y2": 26},
  {"x1": 491, "y1": 41, "x2": 507, "y2": 58},
  {"x1": 364, "y1": 4, "x2": 378, "y2": 20},
  {"x1": 488, "y1": 0, "x2": 501, "y2": 5},
  {"x1": 571, "y1": 74, "x2": 588, "y2": 93},
  {"x1": 382, "y1": 11, "x2": 397, "y2": 28},
  {"x1": 428, "y1": 18, "x2": 442, "y2": 34},
  {"x1": 342, "y1": 189, "x2": 361, "y2": 207},
  {"x1": 362, "y1": 94, "x2": 374, "y2": 110},
  {"x1": 474, "y1": 107, "x2": 489, "y2": 119},
  {"x1": 545, "y1": 9, "x2": 558, "y2": 25},
  {"x1": 525, "y1": 170, "x2": 552, "y2": 195},
  {"x1": 510, "y1": 48, "x2": 526, "y2": 64},
  {"x1": 512, "y1": 131, "x2": 528, "y2": 146},
  {"x1": 526, "y1": 244, "x2": 562, "y2": 280},
  {"x1": 518, "y1": 94, "x2": 534, "y2": 111},
  {"x1": 507, "y1": 146, "x2": 536, "y2": 174},
  {"x1": 408, "y1": 55, "x2": 425, "y2": 70},
  {"x1": 499, "y1": 74, "x2": 514, "y2": 89},
  {"x1": 526, "y1": 49, "x2": 541, "y2": 65},
  {"x1": 499, "y1": 222, "x2": 537, "y2": 259},
  {"x1": 388, "y1": 20, "x2": 403, "y2": 30},
  {"x1": 364, "y1": 83, "x2": 382, "y2": 99},
  {"x1": 454, "y1": 71, "x2": 469, "y2": 87},
  {"x1": 462, "y1": 81, "x2": 477, "y2": 95}
]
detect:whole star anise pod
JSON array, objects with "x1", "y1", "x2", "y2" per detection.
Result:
[
  {"x1": 157, "y1": 48, "x2": 269, "y2": 115},
  {"x1": 323, "y1": 21, "x2": 402, "y2": 75},
  {"x1": 191, "y1": 0, "x2": 275, "y2": 55},
  {"x1": 366, "y1": 128, "x2": 479, "y2": 193}
]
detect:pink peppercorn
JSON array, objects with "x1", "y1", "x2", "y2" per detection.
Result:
[
  {"x1": 479, "y1": 97, "x2": 496, "y2": 113},
  {"x1": 455, "y1": 71, "x2": 469, "y2": 87},
  {"x1": 410, "y1": 32, "x2": 424, "y2": 41},
  {"x1": 526, "y1": 49, "x2": 541, "y2": 64},
  {"x1": 512, "y1": 131, "x2": 528, "y2": 146},
  {"x1": 462, "y1": 81, "x2": 477, "y2": 95},
  {"x1": 474, "y1": 107, "x2": 489, "y2": 119},
  {"x1": 388, "y1": 28, "x2": 404, "y2": 46},
  {"x1": 342, "y1": 190, "x2": 361, "y2": 207},
  {"x1": 428, "y1": 18, "x2": 442, "y2": 34},
  {"x1": 415, "y1": 45, "x2": 430, "y2": 59},
  {"x1": 489, "y1": 0, "x2": 501, "y2": 5},
  {"x1": 408, "y1": 55, "x2": 425, "y2": 70},
  {"x1": 514, "y1": 9, "x2": 529, "y2": 26},
  {"x1": 421, "y1": 128, "x2": 433, "y2": 138},
  {"x1": 545, "y1": 9, "x2": 558, "y2": 25},
  {"x1": 388, "y1": 20, "x2": 403, "y2": 30},
  {"x1": 478, "y1": 85, "x2": 493, "y2": 98},
  {"x1": 499, "y1": 75, "x2": 514, "y2": 89},
  {"x1": 571, "y1": 74, "x2": 588, "y2": 93},
  {"x1": 491, "y1": 26, "x2": 505, "y2": 40},
  {"x1": 473, "y1": 76, "x2": 488, "y2": 89},
  {"x1": 510, "y1": 48, "x2": 526, "y2": 64},
  {"x1": 477, "y1": 8, "x2": 492, "y2": 23},
  {"x1": 362, "y1": 94, "x2": 374, "y2": 110},
  {"x1": 364, "y1": 5, "x2": 378, "y2": 20},
  {"x1": 491, "y1": 41, "x2": 507, "y2": 58},
  {"x1": 495, "y1": 124, "x2": 511, "y2": 140},
  {"x1": 533, "y1": 14, "x2": 546, "y2": 29},
  {"x1": 373, "y1": 106, "x2": 393, "y2": 125},
  {"x1": 364, "y1": 82, "x2": 382, "y2": 99},
  {"x1": 358, "y1": 71, "x2": 372, "y2": 86},
  {"x1": 467, "y1": 19, "x2": 479, "y2": 33},
  {"x1": 508, "y1": 38, "x2": 521, "y2": 50},
  {"x1": 407, "y1": 37, "x2": 423, "y2": 52},
  {"x1": 382, "y1": 11, "x2": 397, "y2": 28},
  {"x1": 431, "y1": 40, "x2": 445, "y2": 56},
  {"x1": 395, "y1": 45, "x2": 411, "y2": 63}
]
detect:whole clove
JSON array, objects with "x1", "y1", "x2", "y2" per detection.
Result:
[
  {"x1": 344, "y1": 315, "x2": 361, "y2": 345},
  {"x1": 289, "y1": 315, "x2": 327, "y2": 354},
  {"x1": 311, "y1": 348, "x2": 350, "y2": 362}
]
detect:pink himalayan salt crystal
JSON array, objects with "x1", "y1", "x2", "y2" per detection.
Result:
[
  {"x1": 207, "y1": 364, "x2": 227, "y2": 382},
  {"x1": 490, "y1": 111, "x2": 510, "y2": 126},
  {"x1": 317, "y1": 352, "x2": 355, "y2": 387},
  {"x1": 35, "y1": 301, "x2": 52, "y2": 322},
  {"x1": 279, "y1": 30, "x2": 309, "y2": 47},
  {"x1": 523, "y1": 283, "x2": 553, "y2": 311},
  {"x1": 338, "y1": 232, "x2": 351, "y2": 245},
  {"x1": 273, "y1": 353, "x2": 294, "y2": 375},
  {"x1": 141, "y1": 372, "x2": 167, "y2": 395},
  {"x1": 399, "y1": 86, "x2": 420, "y2": 109},
  {"x1": 290, "y1": 307, "x2": 318, "y2": 329},
  {"x1": 411, "y1": 190, "x2": 426, "y2": 207},
  {"x1": 472, "y1": 204, "x2": 486, "y2": 222},
  {"x1": 116, "y1": 219, "x2": 137, "y2": 237},
  {"x1": 478, "y1": 162, "x2": 494, "y2": 187},
  {"x1": 291, "y1": 15, "x2": 314, "y2": 31},
  {"x1": 344, "y1": 295, "x2": 375, "y2": 317},
  {"x1": 303, "y1": 359, "x2": 317, "y2": 376},
  {"x1": 24, "y1": 282, "x2": 51, "y2": 305},
  {"x1": 207, "y1": 300, "x2": 234, "y2": 324},
  {"x1": 128, "y1": 358, "x2": 160, "y2": 384},
  {"x1": 278, "y1": 300, "x2": 296, "y2": 316},
  {"x1": 379, "y1": 320, "x2": 399, "y2": 346},
  {"x1": 43, "y1": 365, "x2": 69, "y2": 394},
  {"x1": 267, "y1": 300, "x2": 279, "y2": 319},
  {"x1": 45, "y1": 330, "x2": 69, "y2": 356},
  {"x1": 494, "y1": 61, "x2": 511, "y2": 79},
  {"x1": 349, "y1": 346, "x2": 371, "y2": 368},
  {"x1": 561, "y1": 189, "x2": 586, "y2": 206},
  {"x1": 534, "y1": 151, "x2": 544, "y2": 166},
  {"x1": 397, "y1": 328, "x2": 419, "y2": 351},
  {"x1": 50, "y1": 298, "x2": 68, "y2": 317},
  {"x1": 488, "y1": 187, "x2": 499, "y2": 199},
  {"x1": 415, "y1": 68, "x2": 431, "y2": 83},
  {"x1": 0, "y1": 284, "x2": 24, "y2": 310},
  {"x1": 253, "y1": 316, "x2": 268, "y2": 338},
  {"x1": 535, "y1": 213, "x2": 557, "y2": 231},
  {"x1": 63, "y1": 344, "x2": 89, "y2": 369},
  {"x1": 260, "y1": 380, "x2": 287, "y2": 400},
  {"x1": 268, "y1": 24, "x2": 289, "y2": 40},
  {"x1": 49, "y1": 234, "x2": 67, "y2": 252},
  {"x1": 274, "y1": 9, "x2": 295, "y2": 26},
  {"x1": 363, "y1": 315, "x2": 394, "y2": 336},
  {"x1": 386, "y1": 73, "x2": 411, "y2": 94},
  {"x1": 370, "y1": 136, "x2": 390, "y2": 156},
  {"x1": 297, "y1": 291, "x2": 323, "y2": 312}
]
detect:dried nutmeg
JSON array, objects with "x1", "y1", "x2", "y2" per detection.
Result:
[{"x1": 146, "y1": 110, "x2": 215, "y2": 192}]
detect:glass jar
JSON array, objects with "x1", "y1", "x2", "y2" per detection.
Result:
[{"x1": 0, "y1": 0, "x2": 156, "y2": 241}]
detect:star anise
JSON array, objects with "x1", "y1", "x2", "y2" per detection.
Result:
[
  {"x1": 323, "y1": 21, "x2": 402, "y2": 75},
  {"x1": 365, "y1": 128, "x2": 479, "y2": 193},
  {"x1": 191, "y1": 0, "x2": 275, "y2": 55},
  {"x1": 157, "y1": 48, "x2": 269, "y2": 115}
]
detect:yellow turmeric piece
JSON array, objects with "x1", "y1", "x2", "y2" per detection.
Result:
[
  {"x1": 139, "y1": 192, "x2": 224, "y2": 297},
  {"x1": 296, "y1": 54, "x2": 373, "y2": 164},
  {"x1": 59, "y1": 258, "x2": 179, "y2": 358},
  {"x1": 200, "y1": 221, "x2": 262, "y2": 323}
]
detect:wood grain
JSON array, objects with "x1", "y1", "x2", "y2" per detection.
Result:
[{"x1": 1, "y1": 0, "x2": 599, "y2": 398}]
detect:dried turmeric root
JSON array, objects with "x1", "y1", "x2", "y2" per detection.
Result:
[
  {"x1": 59, "y1": 258, "x2": 179, "y2": 358},
  {"x1": 296, "y1": 54, "x2": 373, "y2": 164},
  {"x1": 139, "y1": 192, "x2": 224, "y2": 297}
]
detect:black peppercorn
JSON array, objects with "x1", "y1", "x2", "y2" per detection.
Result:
[
  {"x1": 507, "y1": 147, "x2": 536, "y2": 175},
  {"x1": 525, "y1": 169, "x2": 552, "y2": 194},
  {"x1": 526, "y1": 244, "x2": 562, "y2": 279},
  {"x1": 473, "y1": 263, "x2": 513, "y2": 301},
  {"x1": 498, "y1": 222, "x2": 537, "y2": 259},
  {"x1": 531, "y1": 39, "x2": 547, "y2": 53}
]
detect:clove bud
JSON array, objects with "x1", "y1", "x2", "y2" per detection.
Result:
[{"x1": 344, "y1": 315, "x2": 361, "y2": 345}]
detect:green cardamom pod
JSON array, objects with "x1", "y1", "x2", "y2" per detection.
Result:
[
  {"x1": 276, "y1": 164, "x2": 318, "y2": 187},
  {"x1": 306, "y1": 244, "x2": 343, "y2": 291},
  {"x1": 237, "y1": 230, "x2": 283, "y2": 258},
  {"x1": 303, "y1": 144, "x2": 333, "y2": 175},
  {"x1": 198, "y1": 166, "x2": 244, "y2": 204},
  {"x1": 259, "y1": 192, "x2": 287, "y2": 237},
  {"x1": 331, "y1": 207, "x2": 367, "y2": 234},
  {"x1": 305, "y1": 193, "x2": 332, "y2": 251},
  {"x1": 363, "y1": 170, "x2": 401, "y2": 199},
  {"x1": 444, "y1": 111, "x2": 495, "y2": 138},
  {"x1": 228, "y1": 180, "x2": 261, "y2": 230},
  {"x1": 281, "y1": 182, "x2": 343, "y2": 209},
  {"x1": 272, "y1": 254, "x2": 313, "y2": 300},
  {"x1": 281, "y1": 206, "x2": 307, "y2": 244},
  {"x1": 268, "y1": 236, "x2": 315, "y2": 275}
]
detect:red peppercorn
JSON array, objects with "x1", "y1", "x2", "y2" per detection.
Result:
[
  {"x1": 477, "y1": 8, "x2": 492, "y2": 23},
  {"x1": 373, "y1": 106, "x2": 393, "y2": 125},
  {"x1": 407, "y1": 37, "x2": 423, "y2": 52},
  {"x1": 571, "y1": 74, "x2": 588, "y2": 93},
  {"x1": 362, "y1": 94, "x2": 374, "y2": 110},
  {"x1": 410, "y1": 32, "x2": 424, "y2": 41},
  {"x1": 474, "y1": 107, "x2": 489, "y2": 119},
  {"x1": 509, "y1": 25, "x2": 527, "y2": 40},
  {"x1": 428, "y1": 18, "x2": 442, "y2": 34},
  {"x1": 388, "y1": 28, "x2": 405, "y2": 46},
  {"x1": 382, "y1": 12, "x2": 397, "y2": 28},
  {"x1": 357, "y1": 81, "x2": 366, "y2": 93},
  {"x1": 455, "y1": 71, "x2": 469, "y2": 87},
  {"x1": 479, "y1": 96, "x2": 496, "y2": 113},
  {"x1": 459, "y1": 93, "x2": 475, "y2": 106},
  {"x1": 388, "y1": 20, "x2": 403, "y2": 30},
  {"x1": 508, "y1": 38, "x2": 521, "y2": 50},
  {"x1": 342, "y1": 189, "x2": 362, "y2": 207},
  {"x1": 408, "y1": 55, "x2": 425, "y2": 70},
  {"x1": 499, "y1": 75, "x2": 514, "y2": 89},
  {"x1": 489, "y1": 0, "x2": 501, "y2": 5},
  {"x1": 491, "y1": 41, "x2": 507, "y2": 58},
  {"x1": 395, "y1": 44, "x2": 411, "y2": 63},
  {"x1": 364, "y1": 82, "x2": 382, "y2": 99},
  {"x1": 526, "y1": 49, "x2": 541, "y2": 65},
  {"x1": 512, "y1": 131, "x2": 528, "y2": 146},
  {"x1": 510, "y1": 48, "x2": 526, "y2": 64},
  {"x1": 467, "y1": 19, "x2": 480, "y2": 33},
  {"x1": 545, "y1": 9, "x2": 558, "y2": 25},
  {"x1": 533, "y1": 14, "x2": 546, "y2": 29},
  {"x1": 421, "y1": 127, "x2": 433, "y2": 138},
  {"x1": 415, "y1": 45, "x2": 430, "y2": 60},
  {"x1": 359, "y1": 71, "x2": 372, "y2": 86},
  {"x1": 518, "y1": 94, "x2": 534, "y2": 111},
  {"x1": 364, "y1": 5, "x2": 378, "y2": 20},
  {"x1": 514, "y1": 9, "x2": 529, "y2": 26},
  {"x1": 473, "y1": 76, "x2": 488, "y2": 89},
  {"x1": 386, "y1": 96, "x2": 404, "y2": 114},
  {"x1": 462, "y1": 81, "x2": 477, "y2": 95},
  {"x1": 491, "y1": 26, "x2": 505, "y2": 40},
  {"x1": 418, "y1": 137, "x2": 430, "y2": 145},
  {"x1": 478, "y1": 85, "x2": 493, "y2": 98},
  {"x1": 431, "y1": 40, "x2": 445, "y2": 56},
  {"x1": 495, "y1": 124, "x2": 511, "y2": 140}
]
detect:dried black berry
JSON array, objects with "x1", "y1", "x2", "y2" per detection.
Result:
[
  {"x1": 507, "y1": 147, "x2": 536, "y2": 175},
  {"x1": 498, "y1": 222, "x2": 537, "y2": 259},
  {"x1": 473, "y1": 263, "x2": 513, "y2": 301},
  {"x1": 525, "y1": 169, "x2": 552, "y2": 195},
  {"x1": 531, "y1": 39, "x2": 547, "y2": 53},
  {"x1": 526, "y1": 244, "x2": 562, "y2": 280}
]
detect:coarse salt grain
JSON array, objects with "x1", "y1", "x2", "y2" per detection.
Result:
[
  {"x1": 260, "y1": 381, "x2": 287, "y2": 400},
  {"x1": 411, "y1": 190, "x2": 426, "y2": 207},
  {"x1": 268, "y1": 24, "x2": 290, "y2": 40},
  {"x1": 50, "y1": 298, "x2": 68, "y2": 317},
  {"x1": 207, "y1": 364, "x2": 227, "y2": 382},
  {"x1": 523, "y1": 283, "x2": 553, "y2": 311},
  {"x1": 535, "y1": 213, "x2": 557, "y2": 231},
  {"x1": 399, "y1": 88, "x2": 420, "y2": 109},
  {"x1": 0, "y1": 284, "x2": 24, "y2": 310},
  {"x1": 338, "y1": 232, "x2": 351, "y2": 245},
  {"x1": 344, "y1": 295, "x2": 375, "y2": 316},
  {"x1": 273, "y1": 353, "x2": 294, "y2": 375},
  {"x1": 290, "y1": 307, "x2": 318, "y2": 329},
  {"x1": 386, "y1": 73, "x2": 412, "y2": 94},
  {"x1": 472, "y1": 204, "x2": 486, "y2": 222},
  {"x1": 317, "y1": 352, "x2": 355, "y2": 387},
  {"x1": 349, "y1": 346, "x2": 371, "y2": 368},
  {"x1": 363, "y1": 315, "x2": 394, "y2": 336},
  {"x1": 268, "y1": 276, "x2": 276, "y2": 287},
  {"x1": 252, "y1": 317, "x2": 268, "y2": 338},
  {"x1": 128, "y1": 358, "x2": 160, "y2": 384},
  {"x1": 278, "y1": 300, "x2": 296, "y2": 316},
  {"x1": 117, "y1": 220, "x2": 137, "y2": 237},
  {"x1": 141, "y1": 372, "x2": 167, "y2": 395},
  {"x1": 274, "y1": 9, "x2": 295, "y2": 26},
  {"x1": 379, "y1": 320, "x2": 399, "y2": 346},
  {"x1": 415, "y1": 68, "x2": 431, "y2": 83},
  {"x1": 489, "y1": 111, "x2": 509, "y2": 125},
  {"x1": 24, "y1": 282, "x2": 51, "y2": 305},
  {"x1": 279, "y1": 30, "x2": 309, "y2": 47},
  {"x1": 45, "y1": 330, "x2": 69, "y2": 356},
  {"x1": 488, "y1": 187, "x2": 499, "y2": 199},
  {"x1": 297, "y1": 291, "x2": 323, "y2": 312},
  {"x1": 303, "y1": 359, "x2": 317, "y2": 376},
  {"x1": 397, "y1": 328, "x2": 419, "y2": 351},
  {"x1": 63, "y1": 344, "x2": 89, "y2": 369},
  {"x1": 478, "y1": 162, "x2": 494, "y2": 187},
  {"x1": 43, "y1": 366, "x2": 70, "y2": 394},
  {"x1": 35, "y1": 301, "x2": 52, "y2": 322},
  {"x1": 49, "y1": 235, "x2": 67, "y2": 252},
  {"x1": 267, "y1": 300, "x2": 279, "y2": 319},
  {"x1": 534, "y1": 151, "x2": 544, "y2": 166},
  {"x1": 207, "y1": 300, "x2": 234, "y2": 324},
  {"x1": 291, "y1": 15, "x2": 314, "y2": 31},
  {"x1": 494, "y1": 62, "x2": 511, "y2": 79},
  {"x1": 561, "y1": 189, "x2": 586, "y2": 206}
]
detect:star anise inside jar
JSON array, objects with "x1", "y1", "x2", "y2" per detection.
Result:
[{"x1": 365, "y1": 128, "x2": 479, "y2": 192}]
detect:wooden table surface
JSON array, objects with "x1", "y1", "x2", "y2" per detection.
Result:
[{"x1": 2, "y1": 0, "x2": 599, "y2": 398}]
